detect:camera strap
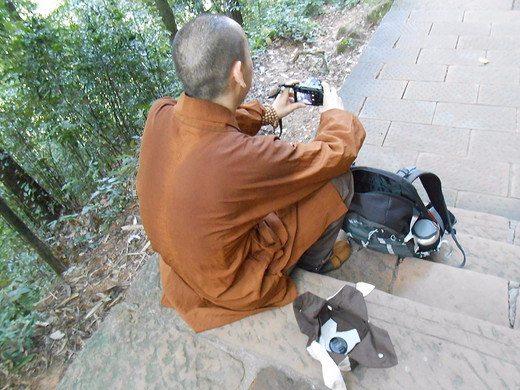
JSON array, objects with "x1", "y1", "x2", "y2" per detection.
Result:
[
  {"x1": 277, "y1": 118, "x2": 283, "y2": 137},
  {"x1": 268, "y1": 84, "x2": 297, "y2": 137}
]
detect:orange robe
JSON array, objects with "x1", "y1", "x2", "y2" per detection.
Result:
[{"x1": 136, "y1": 93, "x2": 365, "y2": 332}]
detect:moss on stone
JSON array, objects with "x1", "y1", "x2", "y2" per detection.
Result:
[
  {"x1": 337, "y1": 38, "x2": 353, "y2": 54},
  {"x1": 367, "y1": 0, "x2": 393, "y2": 25}
]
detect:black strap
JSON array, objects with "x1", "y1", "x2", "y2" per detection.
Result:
[
  {"x1": 450, "y1": 230, "x2": 467, "y2": 268},
  {"x1": 396, "y1": 166, "x2": 450, "y2": 230},
  {"x1": 397, "y1": 166, "x2": 466, "y2": 268}
]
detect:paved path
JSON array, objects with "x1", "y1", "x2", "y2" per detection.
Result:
[{"x1": 340, "y1": 0, "x2": 520, "y2": 220}]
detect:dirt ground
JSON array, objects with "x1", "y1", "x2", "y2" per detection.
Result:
[
  {"x1": 1, "y1": 3, "x2": 383, "y2": 388},
  {"x1": 249, "y1": 2, "x2": 379, "y2": 143}
]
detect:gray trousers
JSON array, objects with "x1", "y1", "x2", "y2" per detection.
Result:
[{"x1": 297, "y1": 170, "x2": 355, "y2": 272}]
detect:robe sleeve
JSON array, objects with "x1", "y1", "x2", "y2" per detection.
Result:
[
  {"x1": 217, "y1": 108, "x2": 366, "y2": 223},
  {"x1": 235, "y1": 100, "x2": 265, "y2": 136}
]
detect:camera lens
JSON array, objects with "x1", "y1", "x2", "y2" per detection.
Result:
[{"x1": 329, "y1": 337, "x2": 348, "y2": 354}]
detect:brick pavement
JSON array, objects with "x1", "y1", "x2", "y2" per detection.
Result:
[{"x1": 339, "y1": 0, "x2": 520, "y2": 220}]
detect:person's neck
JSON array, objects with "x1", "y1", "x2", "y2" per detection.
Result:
[{"x1": 211, "y1": 93, "x2": 238, "y2": 114}]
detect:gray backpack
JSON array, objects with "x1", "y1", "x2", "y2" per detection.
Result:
[{"x1": 343, "y1": 166, "x2": 466, "y2": 267}]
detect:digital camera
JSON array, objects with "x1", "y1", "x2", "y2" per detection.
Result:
[
  {"x1": 272, "y1": 77, "x2": 324, "y2": 106},
  {"x1": 292, "y1": 77, "x2": 324, "y2": 106}
]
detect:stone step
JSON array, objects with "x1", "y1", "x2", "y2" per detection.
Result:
[
  {"x1": 330, "y1": 235, "x2": 520, "y2": 329},
  {"x1": 429, "y1": 232, "x2": 520, "y2": 282},
  {"x1": 449, "y1": 207, "x2": 516, "y2": 245},
  {"x1": 393, "y1": 257, "x2": 510, "y2": 328},
  {"x1": 58, "y1": 255, "x2": 520, "y2": 389},
  {"x1": 336, "y1": 222, "x2": 520, "y2": 285},
  {"x1": 333, "y1": 206, "x2": 520, "y2": 329}
]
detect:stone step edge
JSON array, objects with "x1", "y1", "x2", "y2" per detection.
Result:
[
  {"x1": 341, "y1": 229, "x2": 520, "y2": 282},
  {"x1": 333, "y1": 234, "x2": 519, "y2": 329},
  {"x1": 391, "y1": 255, "x2": 516, "y2": 329},
  {"x1": 449, "y1": 206, "x2": 517, "y2": 245},
  {"x1": 57, "y1": 256, "x2": 520, "y2": 389},
  {"x1": 294, "y1": 268, "x2": 520, "y2": 349},
  {"x1": 429, "y1": 231, "x2": 520, "y2": 281},
  {"x1": 337, "y1": 228, "x2": 520, "y2": 288}
]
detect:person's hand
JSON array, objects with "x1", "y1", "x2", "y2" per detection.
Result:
[
  {"x1": 319, "y1": 82, "x2": 344, "y2": 114},
  {"x1": 272, "y1": 80, "x2": 306, "y2": 119}
]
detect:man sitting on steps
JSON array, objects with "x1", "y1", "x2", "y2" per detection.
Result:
[{"x1": 136, "y1": 14, "x2": 366, "y2": 332}]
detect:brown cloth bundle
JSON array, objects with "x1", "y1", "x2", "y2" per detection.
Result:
[{"x1": 293, "y1": 285, "x2": 397, "y2": 389}]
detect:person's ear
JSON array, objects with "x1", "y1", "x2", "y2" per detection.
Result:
[{"x1": 230, "y1": 60, "x2": 246, "y2": 88}]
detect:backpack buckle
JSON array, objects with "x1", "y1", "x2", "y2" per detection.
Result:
[{"x1": 396, "y1": 166, "x2": 417, "y2": 178}]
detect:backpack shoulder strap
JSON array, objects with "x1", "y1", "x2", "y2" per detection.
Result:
[
  {"x1": 397, "y1": 166, "x2": 466, "y2": 268},
  {"x1": 397, "y1": 166, "x2": 451, "y2": 230}
]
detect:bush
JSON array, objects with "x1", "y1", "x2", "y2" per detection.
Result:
[
  {"x1": 0, "y1": 229, "x2": 56, "y2": 369},
  {"x1": 0, "y1": 0, "x2": 180, "y2": 209},
  {"x1": 242, "y1": 0, "x2": 319, "y2": 52}
]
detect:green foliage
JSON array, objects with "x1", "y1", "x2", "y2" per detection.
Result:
[
  {"x1": 82, "y1": 149, "x2": 139, "y2": 233},
  {"x1": 340, "y1": 0, "x2": 362, "y2": 7},
  {"x1": 46, "y1": 145, "x2": 139, "y2": 256},
  {"x1": 241, "y1": 0, "x2": 319, "y2": 52},
  {"x1": 0, "y1": 0, "x2": 181, "y2": 210},
  {"x1": 170, "y1": 0, "x2": 208, "y2": 24},
  {"x1": 0, "y1": 226, "x2": 56, "y2": 369},
  {"x1": 336, "y1": 25, "x2": 347, "y2": 39},
  {"x1": 0, "y1": 1, "x2": 158, "y2": 370},
  {"x1": 0, "y1": 0, "x2": 347, "y2": 221},
  {"x1": 236, "y1": 0, "x2": 366, "y2": 53}
]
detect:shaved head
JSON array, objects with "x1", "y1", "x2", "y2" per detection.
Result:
[{"x1": 172, "y1": 14, "x2": 249, "y2": 101}]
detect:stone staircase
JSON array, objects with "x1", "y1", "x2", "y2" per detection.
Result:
[{"x1": 58, "y1": 207, "x2": 520, "y2": 389}]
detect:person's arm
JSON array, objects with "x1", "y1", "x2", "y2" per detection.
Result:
[
  {"x1": 235, "y1": 100, "x2": 265, "y2": 136},
  {"x1": 236, "y1": 81, "x2": 306, "y2": 136},
  {"x1": 227, "y1": 81, "x2": 364, "y2": 222}
]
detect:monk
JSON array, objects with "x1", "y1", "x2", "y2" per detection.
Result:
[{"x1": 136, "y1": 14, "x2": 366, "y2": 332}]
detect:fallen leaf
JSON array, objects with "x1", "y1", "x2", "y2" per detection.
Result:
[
  {"x1": 121, "y1": 224, "x2": 143, "y2": 231},
  {"x1": 478, "y1": 57, "x2": 489, "y2": 65},
  {"x1": 127, "y1": 234, "x2": 141, "y2": 244},
  {"x1": 49, "y1": 330, "x2": 65, "y2": 340},
  {"x1": 107, "y1": 294, "x2": 123, "y2": 309},
  {"x1": 140, "y1": 240, "x2": 151, "y2": 252},
  {"x1": 35, "y1": 321, "x2": 50, "y2": 327},
  {"x1": 56, "y1": 293, "x2": 79, "y2": 308},
  {"x1": 85, "y1": 300, "x2": 105, "y2": 319},
  {"x1": 95, "y1": 292, "x2": 108, "y2": 299}
]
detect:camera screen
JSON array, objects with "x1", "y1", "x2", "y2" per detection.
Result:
[{"x1": 296, "y1": 91, "x2": 315, "y2": 105}]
